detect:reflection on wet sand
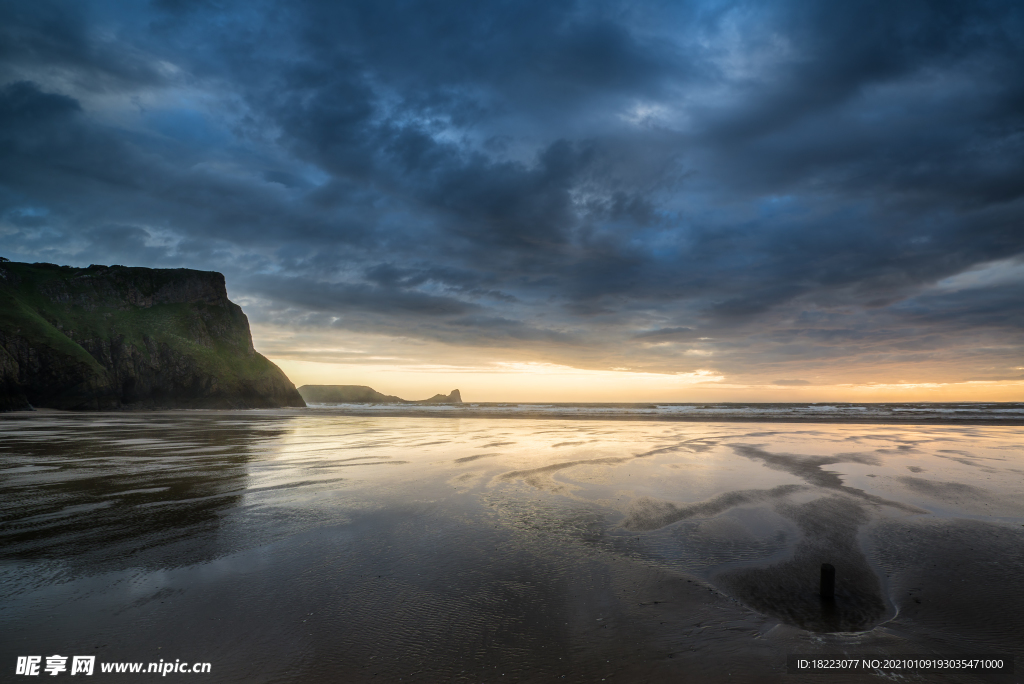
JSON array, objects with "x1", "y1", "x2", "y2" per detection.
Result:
[
  {"x1": 1, "y1": 413, "x2": 1022, "y2": 682},
  {"x1": 0, "y1": 415, "x2": 288, "y2": 578}
]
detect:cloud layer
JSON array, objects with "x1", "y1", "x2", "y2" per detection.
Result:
[{"x1": 1, "y1": 0, "x2": 1022, "y2": 393}]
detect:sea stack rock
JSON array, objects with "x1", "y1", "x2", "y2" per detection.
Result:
[
  {"x1": 420, "y1": 389, "x2": 462, "y2": 404},
  {"x1": 0, "y1": 261, "x2": 306, "y2": 410}
]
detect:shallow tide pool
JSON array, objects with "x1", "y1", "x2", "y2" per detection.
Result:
[{"x1": 1, "y1": 412, "x2": 1022, "y2": 682}]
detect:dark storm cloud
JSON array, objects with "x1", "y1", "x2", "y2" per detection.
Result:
[
  {"x1": 0, "y1": 0, "x2": 1022, "y2": 380},
  {"x1": 892, "y1": 282, "x2": 1024, "y2": 330},
  {"x1": 0, "y1": 80, "x2": 81, "y2": 124},
  {"x1": 698, "y1": 0, "x2": 1023, "y2": 144},
  {"x1": 245, "y1": 274, "x2": 477, "y2": 318},
  {"x1": 0, "y1": 2, "x2": 171, "y2": 92}
]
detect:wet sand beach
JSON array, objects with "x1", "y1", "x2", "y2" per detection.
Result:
[{"x1": 1, "y1": 411, "x2": 1022, "y2": 682}]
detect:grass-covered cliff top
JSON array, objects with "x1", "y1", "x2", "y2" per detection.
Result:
[
  {"x1": 1, "y1": 261, "x2": 247, "y2": 367},
  {"x1": 0, "y1": 260, "x2": 304, "y2": 409}
]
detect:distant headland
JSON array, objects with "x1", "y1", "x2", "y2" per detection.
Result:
[
  {"x1": 298, "y1": 385, "x2": 462, "y2": 405},
  {"x1": 0, "y1": 260, "x2": 306, "y2": 411}
]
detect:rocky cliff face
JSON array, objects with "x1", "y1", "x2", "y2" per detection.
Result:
[{"x1": 0, "y1": 261, "x2": 305, "y2": 410}]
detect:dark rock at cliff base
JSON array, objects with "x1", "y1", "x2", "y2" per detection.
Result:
[
  {"x1": 298, "y1": 385, "x2": 462, "y2": 405},
  {"x1": 0, "y1": 261, "x2": 306, "y2": 410}
]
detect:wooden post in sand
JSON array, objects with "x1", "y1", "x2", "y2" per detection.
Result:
[{"x1": 820, "y1": 563, "x2": 835, "y2": 600}]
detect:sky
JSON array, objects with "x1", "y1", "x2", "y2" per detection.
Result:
[{"x1": 0, "y1": 0, "x2": 1022, "y2": 402}]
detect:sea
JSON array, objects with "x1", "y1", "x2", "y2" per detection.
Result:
[
  {"x1": 1, "y1": 404, "x2": 1022, "y2": 682},
  {"x1": 304, "y1": 401, "x2": 1024, "y2": 423}
]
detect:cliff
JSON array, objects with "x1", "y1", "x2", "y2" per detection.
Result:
[
  {"x1": 298, "y1": 385, "x2": 462, "y2": 405},
  {"x1": 297, "y1": 385, "x2": 405, "y2": 404},
  {"x1": 0, "y1": 260, "x2": 306, "y2": 410}
]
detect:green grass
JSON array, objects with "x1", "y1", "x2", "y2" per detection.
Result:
[
  {"x1": 0, "y1": 286, "x2": 107, "y2": 375},
  {"x1": 1, "y1": 261, "x2": 292, "y2": 403}
]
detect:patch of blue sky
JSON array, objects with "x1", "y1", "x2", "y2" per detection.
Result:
[
  {"x1": 628, "y1": 225, "x2": 690, "y2": 259},
  {"x1": 298, "y1": 164, "x2": 332, "y2": 188},
  {"x1": 143, "y1": 107, "x2": 229, "y2": 148},
  {"x1": 4, "y1": 206, "x2": 51, "y2": 227},
  {"x1": 758, "y1": 194, "x2": 797, "y2": 218}
]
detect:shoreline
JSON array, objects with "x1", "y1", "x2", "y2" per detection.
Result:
[
  {"x1": 293, "y1": 407, "x2": 1024, "y2": 425},
  {"x1": 3, "y1": 405, "x2": 1024, "y2": 425}
]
